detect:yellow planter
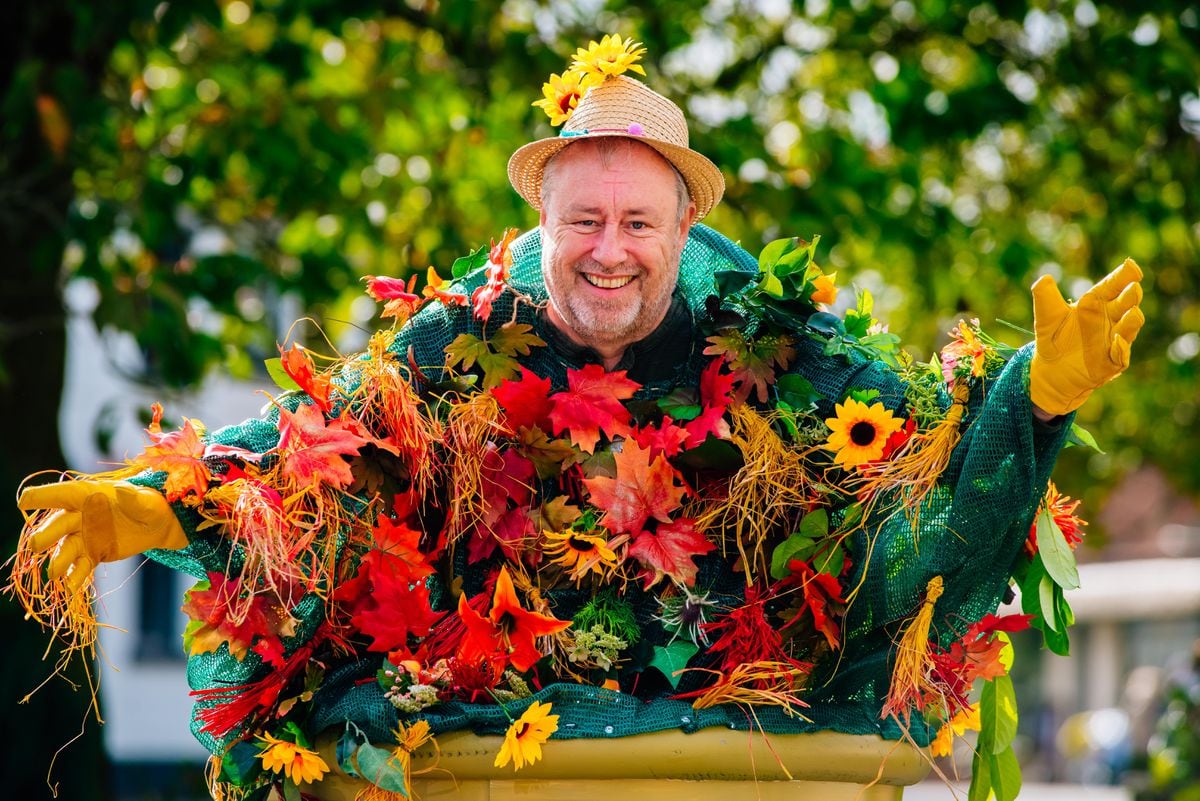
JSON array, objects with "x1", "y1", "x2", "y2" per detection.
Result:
[{"x1": 307, "y1": 729, "x2": 930, "y2": 800}]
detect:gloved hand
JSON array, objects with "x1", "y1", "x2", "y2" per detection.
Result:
[
  {"x1": 18, "y1": 480, "x2": 188, "y2": 594},
  {"x1": 1030, "y1": 258, "x2": 1145, "y2": 416}
]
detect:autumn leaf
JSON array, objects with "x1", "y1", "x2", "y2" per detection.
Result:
[
  {"x1": 489, "y1": 322, "x2": 546, "y2": 357},
  {"x1": 631, "y1": 418, "x2": 690, "y2": 459},
  {"x1": 350, "y1": 569, "x2": 437, "y2": 654},
  {"x1": 364, "y1": 274, "x2": 422, "y2": 321},
  {"x1": 491, "y1": 367, "x2": 554, "y2": 432},
  {"x1": 133, "y1": 405, "x2": 211, "y2": 501},
  {"x1": 627, "y1": 518, "x2": 715, "y2": 588},
  {"x1": 422, "y1": 266, "x2": 469, "y2": 307},
  {"x1": 703, "y1": 330, "x2": 796, "y2": 403},
  {"x1": 583, "y1": 440, "x2": 687, "y2": 535},
  {"x1": 515, "y1": 425, "x2": 579, "y2": 479},
  {"x1": 444, "y1": 333, "x2": 521, "y2": 389},
  {"x1": 367, "y1": 516, "x2": 435, "y2": 584},
  {"x1": 530, "y1": 495, "x2": 582, "y2": 533},
  {"x1": 548, "y1": 365, "x2": 640, "y2": 454},
  {"x1": 456, "y1": 565, "x2": 570, "y2": 673},
  {"x1": 276, "y1": 403, "x2": 372, "y2": 489},
  {"x1": 780, "y1": 559, "x2": 846, "y2": 650},
  {"x1": 182, "y1": 573, "x2": 296, "y2": 662},
  {"x1": 279, "y1": 343, "x2": 333, "y2": 413}
]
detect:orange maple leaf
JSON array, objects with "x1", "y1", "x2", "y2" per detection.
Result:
[
  {"x1": 182, "y1": 572, "x2": 296, "y2": 662},
  {"x1": 276, "y1": 403, "x2": 372, "y2": 489},
  {"x1": 583, "y1": 440, "x2": 687, "y2": 535},
  {"x1": 135, "y1": 403, "x2": 211, "y2": 501},
  {"x1": 548, "y1": 365, "x2": 640, "y2": 453},
  {"x1": 280, "y1": 343, "x2": 333, "y2": 413}
]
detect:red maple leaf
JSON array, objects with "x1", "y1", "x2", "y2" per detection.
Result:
[
  {"x1": 583, "y1": 440, "x2": 687, "y2": 535},
  {"x1": 699, "y1": 357, "x2": 736, "y2": 407},
  {"x1": 135, "y1": 404, "x2": 211, "y2": 501},
  {"x1": 280, "y1": 343, "x2": 333, "y2": 413},
  {"x1": 456, "y1": 566, "x2": 570, "y2": 673},
  {"x1": 547, "y1": 365, "x2": 640, "y2": 454},
  {"x1": 631, "y1": 418, "x2": 690, "y2": 459},
  {"x1": 364, "y1": 274, "x2": 422, "y2": 321},
  {"x1": 276, "y1": 404, "x2": 372, "y2": 489},
  {"x1": 467, "y1": 506, "x2": 536, "y2": 565},
  {"x1": 627, "y1": 518, "x2": 715, "y2": 588},
  {"x1": 491, "y1": 367, "x2": 554, "y2": 433},
  {"x1": 349, "y1": 571, "x2": 437, "y2": 654},
  {"x1": 780, "y1": 560, "x2": 846, "y2": 650},
  {"x1": 366, "y1": 516, "x2": 435, "y2": 584},
  {"x1": 480, "y1": 444, "x2": 535, "y2": 527}
]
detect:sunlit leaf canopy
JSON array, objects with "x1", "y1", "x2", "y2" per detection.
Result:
[{"x1": 53, "y1": 0, "x2": 1200, "y2": 522}]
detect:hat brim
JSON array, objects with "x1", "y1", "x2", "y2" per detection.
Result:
[{"x1": 507, "y1": 132, "x2": 725, "y2": 221}]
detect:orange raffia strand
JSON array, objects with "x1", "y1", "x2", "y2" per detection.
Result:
[
  {"x1": 442, "y1": 390, "x2": 506, "y2": 545},
  {"x1": 686, "y1": 661, "x2": 813, "y2": 715},
  {"x1": 852, "y1": 380, "x2": 972, "y2": 527},
  {"x1": 689, "y1": 403, "x2": 818, "y2": 583},
  {"x1": 882, "y1": 575, "x2": 945, "y2": 722},
  {"x1": 347, "y1": 330, "x2": 444, "y2": 498}
]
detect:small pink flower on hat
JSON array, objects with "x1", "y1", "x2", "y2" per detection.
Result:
[{"x1": 570, "y1": 34, "x2": 647, "y2": 79}]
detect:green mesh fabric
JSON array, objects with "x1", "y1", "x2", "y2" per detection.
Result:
[{"x1": 145, "y1": 224, "x2": 1069, "y2": 754}]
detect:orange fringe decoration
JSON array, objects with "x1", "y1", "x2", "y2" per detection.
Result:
[
  {"x1": 442, "y1": 390, "x2": 506, "y2": 544},
  {"x1": 881, "y1": 575, "x2": 944, "y2": 722},
  {"x1": 684, "y1": 661, "x2": 812, "y2": 716},
  {"x1": 852, "y1": 381, "x2": 972, "y2": 525},
  {"x1": 689, "y1": 404, "x2": 818, "y2": 582}
]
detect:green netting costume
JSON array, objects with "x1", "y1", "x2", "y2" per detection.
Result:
[{"x1": 63, "y1": 221, "x2": 1067, "y2": 795}]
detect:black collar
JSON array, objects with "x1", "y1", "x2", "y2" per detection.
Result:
[{"x1": 537, "y1": 296, "x2": 698, "y2": 385}]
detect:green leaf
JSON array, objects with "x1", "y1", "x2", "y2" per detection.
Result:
[
  {"x1": 967, "y1": 750, "x2": 992, "y2": 801},
  {"x1": 980, "y1": 675, "x2": 1019, "y2": 754},
  {"x1": 350, "y1": 741, "x2": 411, "y2": 795},
  {"x1": 219, "y1": 740, "x2": 262, "y2": 784},
  {"x1": 770, "y1": 534, "x2": 817, "y2": 580},
  {"x1": 1036, "y1": 507, "x2": 1081, "y2": 590},
  {"x1": 489, "y1": 322, "x2": 545, "y2": 357},
  {"x1": 1066, "y1": 422, "x2": 1104, "y2": 453},
  {"x1": 757, "y1": 237, "x2": 796, "y2": 273},
  {"x1": 775, "y1": 373, "x2": 822, "y2": 409},
  {"x1": 815, "y1": 542, "x2": 845, "y2": 577},
  {"x1": 450, "y1": 243, "x2": 488, "y2": 279},
  {"x1": 264, "y1": 357, "x2": 302, "y2": 392},
  {"x1": 657, "y1": 387, "x2": 702, "y2": 421},
  {"x1": 284, "y1": 780, "x2": 302, "y2": 801},
  {"x1": 761, "y1": 270, "x2": 785, "y2": 299},
  {"x1": 989, "y1": 745, "x2": 1022, "y2": 801},
  {"x1": 649, "y1": 641, "x2": 699, "y2": 688},
  {"x1": 806, "y1": 311, "x2": 844, "y2": 336},
  {"x1": 799, "y1": 508, "x2": 829, "y2": 539}
]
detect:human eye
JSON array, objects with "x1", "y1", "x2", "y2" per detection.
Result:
[{"x1": 628, "y1": 220, "x2": 648, "y2": 231}]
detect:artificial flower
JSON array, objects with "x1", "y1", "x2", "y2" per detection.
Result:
[
  {"x1": 930, "y1": 702, "x2": 981, "y2": 758},
  {"x1": 391, "y1": 719, "x2": 436, "y2": 796},
  {"x1": 810, "y1": 272, "x2": 838, "y2": 305},
  {"x1": 494, "y1": 700, "x2": 559, "y2": 770},
  {"x1": 532, "y1": 70, "x2": 601, "y2": 126},
  {"x1": 570, "y1": 34, "x2": 647, "y2": 79},
  {"x1": 823, "y1": 398, "x2": 905, "y2": 468},
  {"x1": 457, "y1": 566, "x2": 571, "y2": 673},
  {"x1": 423, "y1": 266, "x2": 469, "y2": 307},
  {"x1": 544, "y1": 529, "x2": 619, "y2": 580},
  {"x1": 257, "y1": 732, "x2": 330, "y2": 784},
  {"x1": 1024, "y1": 480, "x2": 1087, "y2": 558},
  {"x1": 940, "y1": 319, "x2": 987, "y2": 384}
]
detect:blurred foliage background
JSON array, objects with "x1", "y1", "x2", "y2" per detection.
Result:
[{"x1": 2, "y1": 0, "x2": 1197, "y2": 797}]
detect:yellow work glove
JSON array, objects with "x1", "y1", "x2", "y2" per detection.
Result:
[
  {"x1": 18, "y1": 480, "x2": 188, "y2": 594},
  {"x1": 1030, "y1": 258, "x2": 1145, "y2": 416}
]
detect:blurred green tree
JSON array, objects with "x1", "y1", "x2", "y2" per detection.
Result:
[{"x1": 3, "y1": 0, "x2": 1198, "y2": 795}]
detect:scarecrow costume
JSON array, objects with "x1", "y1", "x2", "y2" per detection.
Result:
[{"x1": 11, "y1": 34, "x2": 1140, "y2": 801}]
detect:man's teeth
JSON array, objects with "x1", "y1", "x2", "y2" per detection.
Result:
[{"x1": 584, "y1": 274, "x2": 634, "y2": 289}]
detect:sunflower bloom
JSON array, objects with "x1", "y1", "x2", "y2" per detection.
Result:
[
  {"x1": 930, "y1": 703, "x2": 981, "y2": 757},
  {"x1": 810, "y1": 272, "x2": 838, "y2": 305},
  {"x1": 544, "y1": 530, "x2": 619, "y2": 580},
  {"x1": 570, "y1": 34, "x2": 647, "y2": 79},
  {"x1": 494, "y1": 701, "x2": 560, "y2": 770},
  {"x1": 257, "y1": 733, "x2": 330, "y2": 784},
  {"x1": 532, "y1": 70, "x2": 602, "y2": 125},
  {"x1": 823, "y1": 398, "x2": 905, "y2": 469}
]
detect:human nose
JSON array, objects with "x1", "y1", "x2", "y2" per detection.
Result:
[{"x1": 590, "y1": 222, "x2": 628, "y2": 268}]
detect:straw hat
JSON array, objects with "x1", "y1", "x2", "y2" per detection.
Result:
[{"x1": 508, "y1": 75, "x2": 725, "y2": 220}]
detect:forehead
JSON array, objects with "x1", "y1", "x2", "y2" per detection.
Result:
[{"x1": 545, "y1": 140, "x2": 680, "y2": 213}]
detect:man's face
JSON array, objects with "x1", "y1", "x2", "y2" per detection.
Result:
[{"x1": 540, "y1": 140, "x2": 696, "y2": 357}]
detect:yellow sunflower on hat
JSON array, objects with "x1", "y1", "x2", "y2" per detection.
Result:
[
  {"x1": 532, "y1": 70, "x2": 602, "y2": 126},
  {"x1": 571, "y1": 34, "x2": 647, "y2": 79},
  {"x1": 824, "y1": 398, "x2": 905, "y2": 469}
]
